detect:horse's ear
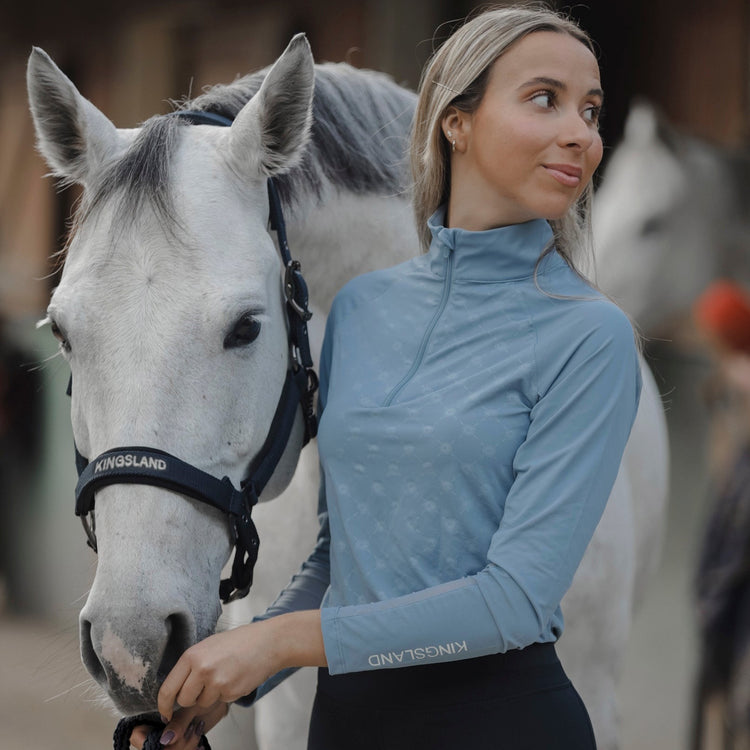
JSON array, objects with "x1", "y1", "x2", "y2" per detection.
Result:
[
  {"x1": 27, "y1": 47, "x2": 119, "y2": 185},
  {"x1": 624, "y1": 99, "x2": 680, "y2": 154},
  {"x1": 228, "y1": 34, "x2": 314, "y2": 177},
  {"x1": 623, "y1": 100, "x2": 660, "y2": 144}
]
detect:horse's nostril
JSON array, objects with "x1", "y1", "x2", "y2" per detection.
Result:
[
  {"x1": 159, "y1": 613, "x2": 193, "y2": 679},
  {"x1": 80, "y1": 618, "x2": 106, "y2": 685}
]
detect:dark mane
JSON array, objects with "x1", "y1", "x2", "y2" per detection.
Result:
[{"x1": 84, "y1": 62, "x2": 416, "y2": 228}]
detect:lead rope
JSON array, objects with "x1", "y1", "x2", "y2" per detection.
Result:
[{"x1": 113, "y1": 714, "x2": 212, "y2": 750}]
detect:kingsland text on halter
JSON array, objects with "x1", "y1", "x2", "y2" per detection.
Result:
[
  {"x1": 94, "y1": 454, "x2": 168, "y2": 473},
  {"x1": 70, "y1": 109, "x2": 318, "y2": 604}
]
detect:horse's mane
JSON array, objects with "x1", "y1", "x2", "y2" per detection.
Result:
[{"x1": 85, "y1": 62, "x2": 416, "y2": 228}]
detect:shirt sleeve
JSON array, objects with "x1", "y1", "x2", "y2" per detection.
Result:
[{"x1": 320, "y1": 302, "x2": 642, "y2": 674}]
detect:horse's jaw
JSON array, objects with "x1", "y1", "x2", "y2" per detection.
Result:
[{"x1": 78, "y1": 485, "x2": 228, "y2": 714}]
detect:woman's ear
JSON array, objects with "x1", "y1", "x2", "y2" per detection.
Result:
[{"x1": 441, "y1": 106, "x2": 471, "y2": 152}]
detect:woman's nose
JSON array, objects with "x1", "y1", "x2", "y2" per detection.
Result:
[{"x1": 559, "y1": 109, "x2": 595, "y2": 151}]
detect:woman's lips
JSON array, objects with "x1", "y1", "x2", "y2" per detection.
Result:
[{"x1": 543, "y1": 163, "x2": 583, "y2": 187}]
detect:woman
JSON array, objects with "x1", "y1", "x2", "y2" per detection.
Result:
[{"x1": 136, "y1": 6, "x2": 641, "y2": 749}]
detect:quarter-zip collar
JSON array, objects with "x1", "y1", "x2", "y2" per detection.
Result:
[{"x1": 426, "y1": 206, "x2": 564, "y2": 281}]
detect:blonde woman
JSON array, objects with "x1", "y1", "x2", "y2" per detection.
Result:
[{"x1": 144, "y1": 6, "x2": 640, "y2": 749}]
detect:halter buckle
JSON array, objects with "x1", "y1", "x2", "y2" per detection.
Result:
[{"x1": 284, "y1": 261, "x2": 313, "y2": 321}]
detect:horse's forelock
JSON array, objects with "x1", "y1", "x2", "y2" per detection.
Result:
[{"x1": 81, "y1": 116, "x2": 182, "y2": 233}]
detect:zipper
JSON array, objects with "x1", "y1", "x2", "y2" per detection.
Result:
[{"x1": 382, "y1": 248, "x2": 454, "y2": 406}]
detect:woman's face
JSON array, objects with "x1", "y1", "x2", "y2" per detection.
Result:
[{"x1": 445, "y1": 31, "x2": 603, "y2": 228}]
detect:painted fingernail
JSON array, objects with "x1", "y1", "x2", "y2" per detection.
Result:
[
  {"x1": 160, "y1": 715, "x2": 169, "y2": 724},
  {"x1": 197, "y1": 720, "x2": 206, "y2": 736},
  {"x1": 184, "y1": 718, "x2": 197, "y2": 740},
  {"x1": 159, "y1": 730, "x2": 175, "y2": 746}
]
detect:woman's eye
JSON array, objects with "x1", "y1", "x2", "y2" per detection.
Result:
[
  {"x1": 50, "y1": 320, "x2": 71, "y2": 352},
  {"x1": 530, "y1": 92, "x2": 554, "y2": 109},
  {"x1": 583, "y1": 105, "x2": 602, "y2": 124},
  {"x1": 224, "y1": 315, "x2": 262, "y2": 349}
]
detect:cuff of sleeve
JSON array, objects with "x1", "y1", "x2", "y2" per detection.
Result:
[
  {"x1": 320, "y1": 606, "x2": 345, "y2": 674},
  {"x1": 233, "y1": 689, "x2": 257, "y2": 707}
]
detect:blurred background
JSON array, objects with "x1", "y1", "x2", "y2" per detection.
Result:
[{"x1": 1, "y1": 0, "x2": 748, "y2": 748}]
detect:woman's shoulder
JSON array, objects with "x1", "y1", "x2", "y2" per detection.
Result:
[
  {"x1": 525, "y1": 274, "x2": 641, "y2": 399},
  {"x1": 535, "y1": 260, "x2": 632, "y2": 326},
  {"x1": 525, "y1": 263, "x2": 638, "y2": 355},
  {"x1": 329, "y1": 256, "x2": 423, "y2": 322}
]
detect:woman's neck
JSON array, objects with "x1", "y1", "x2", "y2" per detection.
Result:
[{"x1": 446, "y1": 189, "x2": 536, "y2": 232}]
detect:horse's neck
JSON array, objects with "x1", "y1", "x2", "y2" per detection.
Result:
[
  {"x1": 287, "y1": 187, "x2": 418, "y2": 314},
  {"x1": 668, "y1": 138, "x2": 750, "y2": 279}
]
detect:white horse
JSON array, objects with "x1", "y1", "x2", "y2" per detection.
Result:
[
  {"x1": 27, "y1": 36, "x2": 668, "y2": 750},
  {"x1": 595, "y1": 105, "x2": 750, "y2": 750},
  {"x1": 593, "y1": 101, "x2": 750, "y2": 337}
]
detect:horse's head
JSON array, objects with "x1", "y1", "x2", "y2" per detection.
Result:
[
  {"x1": 27, "y1": 35, "x2": 314, "y2": 714},
  {"x1": 593, "y1": 101, "x2": 728, "y2": 336}
]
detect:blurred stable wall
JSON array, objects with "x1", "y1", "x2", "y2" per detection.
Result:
[
  {"x1": 632, "y1": 0, "x2": 749, "y2": 146},
  {"x1": 0, "y1": 0, "x2": 447, "y2": 323},
  {"x1": 1, "y1": 0, "x2": 748, "y2": 322},
  {"x1": 0, "y1": 0, "x2": 748, "y2": 620}
]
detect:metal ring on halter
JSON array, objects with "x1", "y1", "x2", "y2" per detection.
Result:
[
  {"x1": 285, "y1": 260, "x2": 313, "y2": 321},
  {"x1": 81, "y1": 514, "x2": 97, "y2": 552}
]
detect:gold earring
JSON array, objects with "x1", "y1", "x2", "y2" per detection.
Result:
[{"x1": 447, "y1": 130, "x2": 456, "y2": 153}]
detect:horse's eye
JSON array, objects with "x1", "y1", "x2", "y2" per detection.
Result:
[
  {"x1": 50, "y1": 320, "x2": 71, "y2": 352},
  {"x1": 640, "y1": 214, "x2": 666, "y2": 237},
  {"x1": 224, "y1": 315, "x2": 261, "y2": 349}
]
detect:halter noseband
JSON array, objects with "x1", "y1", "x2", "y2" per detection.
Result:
[{"x1": 71, "y1": 109, "x2": 318, "y2": 603}]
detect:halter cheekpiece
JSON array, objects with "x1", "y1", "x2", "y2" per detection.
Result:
[{"x1": 71, "y1": 109, "x2": 318, "y2": 603}]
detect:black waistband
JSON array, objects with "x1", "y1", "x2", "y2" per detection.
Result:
[{"x1": 317, "y1": 643, "x2": 567, "y2": 710}]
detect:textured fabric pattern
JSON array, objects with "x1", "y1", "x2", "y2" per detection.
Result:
[{"x1": 258, "y1": 208, "x2": 641, "y2": 682}]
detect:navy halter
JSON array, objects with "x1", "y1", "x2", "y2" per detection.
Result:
[{"x1": 72, "y1": 110, "x2": 318, "y2": 603}]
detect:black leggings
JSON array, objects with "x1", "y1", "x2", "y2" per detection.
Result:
[{"x1": 307, "y1": 643, "x2": 597, "y2": 750}]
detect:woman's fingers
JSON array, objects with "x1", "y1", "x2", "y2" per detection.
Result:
[
  {"x1": 195, "y1": 684, "x2": 222, "y2": 709},
  {"x1": 130, "y1": 699, "x2": 230, "y2": 749},
  {"x1": 164, "y1": 662, "x2": 223, "y2": 713},
  {"x1": 157, "y1": 702, "x2": 230, "y2": 748},
  {"x1": 158, "y1": 655, "x2": 193, "y2": 720},
  {"x1": 128, "y1": 724, "x2": 151, "y2": 749},
  {"x1": 158, "y1": 634, "x2": 242, "y2": 718},
  {"x1": 158, "y1": 620, "x2": 288, "y2": 720},
  {"x1": 158, "y1": 707, "x2": 200, "y2": 747},
  {"x1": 174, "y1": 669, "x2": 209, "y2": 711}
]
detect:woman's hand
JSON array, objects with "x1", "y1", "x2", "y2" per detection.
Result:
[
  {"x1": 157, "y1": 610, "x2": 326, "y2": 722},
  {"x1": 129, "y1": 701, "x2": 228, "y2": 749}
]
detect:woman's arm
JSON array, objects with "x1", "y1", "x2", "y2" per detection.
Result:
[
  {"x1": 135, "y1": 611, "x2": 326, "y2": 749},
  {"x1": 157, "y1": 609, "x2": 326, "y2": 722}
]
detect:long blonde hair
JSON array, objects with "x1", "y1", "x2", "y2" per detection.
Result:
[{"x1": 411, "y1": 4, "x2": 597, "y2": 275}]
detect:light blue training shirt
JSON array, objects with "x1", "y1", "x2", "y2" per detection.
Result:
[{"x1": 252, "y1": 208, "x2": 641, "y2": 694}]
